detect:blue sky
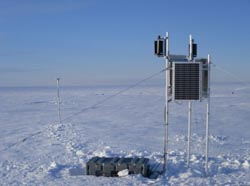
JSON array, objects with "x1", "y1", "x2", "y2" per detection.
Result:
[{"x1": 0, "y1": 0, "x2": 250, "y2": 86}]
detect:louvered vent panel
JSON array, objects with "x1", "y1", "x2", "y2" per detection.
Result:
[{"x1": 173, "y1": 63, "x2": 200, "y2": 100}]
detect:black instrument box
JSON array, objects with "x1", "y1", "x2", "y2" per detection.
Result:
[{"x1": 86, "y1": 157, "x2": 150, "y2": 177}]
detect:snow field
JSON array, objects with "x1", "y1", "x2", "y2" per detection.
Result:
[{"x1": 0, "y1": 83, "x2": 249, "y2": 185}]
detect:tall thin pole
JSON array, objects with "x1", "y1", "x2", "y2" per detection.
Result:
[
  {"x1": 187, "y1": 101, "x2": 192, "y2": 167},
  {"x1": 57, "y1": 78, "x2": 62, "y2": 124},
  {"x1": 163, "y1": 32, "x2": 169, "y2": 173},
  {"x1": 187, "y1": 34, "x2": 193, "y2": 168},
  {"x1": 205, "y1": 54, "x2": 211, "y2": 176}
]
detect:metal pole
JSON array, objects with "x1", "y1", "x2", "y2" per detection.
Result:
[
  {"x1": 205, "y1": 54, "x2": 211, "y2": 176},
  {"x1": 187, "y1": 101, "x2": 192, "y2": 167},
  {"x1": 189, "y1": 34, "x2": 193, "y2": 61},
  {"x1": 187, "y1": 34, "x2": 193, "y2": 167},
  {"x1": 57, "y1": 78, "x2": 62, "y2": 124},
  {"x1": 163, "y1": 32, "x2": 169, "y2": 173}
]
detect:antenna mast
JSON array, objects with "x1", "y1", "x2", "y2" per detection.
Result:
[
  {"x1": 187, "y1": 34, "x2": 194, "y2": 167},
  {"x1": 164, "y1": 32, "x2": 169, "y2": 173},
  {"x1": 205, "y1": 54, "x2": 211, "y2": 175}
]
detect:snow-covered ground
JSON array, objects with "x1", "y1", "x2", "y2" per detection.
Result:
[{"x1": 0, "y1": 82, "x2": 250, "y2": 185}]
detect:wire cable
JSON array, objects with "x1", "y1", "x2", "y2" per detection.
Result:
[
  {"x1": 1, "y1": 68, "x2": 167, "y2": 151},
  {"x1": 62, "y1": 67, "x2": 167, "y2": 122},
  {"x1": 212, "y1": 64, "x2": 250, "y2": 92}
]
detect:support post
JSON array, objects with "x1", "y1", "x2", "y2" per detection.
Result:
[
  {"x1": 187, "y1": 34, "x2": 193, "y2": 168},
  {"x1": 187, "y1": 101, "x2": 192, "y2": 167},
  {"x1": 163, "y1": 32, "x2": 169, "y2": 173},
  {"x1": 57, "y1": 78, "x2": 62, "y2": 124},
  {"x1": 205, "y1": 54, "x2": 211, "y2": 176},
  {"x1": 189, "y1": 34, "x2": 193, "y2": 61}
]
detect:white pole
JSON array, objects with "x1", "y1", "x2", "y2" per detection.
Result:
[
  {"x1": 205, "y1": 54, "x2": 211, "y2": 176},
  {"x1": 189, "y1": 34, "x2": 193, "y2": 61},
  {"x1": 187, "y1": 34, "x2": 193, "y2": 167},
  {"x1": 57, "y1": 78, "x2": 62, "y2": 124},
  {"x1": 164, "y1": 32, "x2": 169, "y2": 173},
  {"x1": 187, "y1": 101, "x2": 192, "y2": 167}
]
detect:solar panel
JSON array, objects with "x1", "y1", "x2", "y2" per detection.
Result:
[{"x1": 173, "y1": 62, "x2": 201, "y2": 100}]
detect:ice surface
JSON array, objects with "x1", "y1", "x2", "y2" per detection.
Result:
[{"x1": 0, "y1": 83, "x2": 249, "y2": 185}]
